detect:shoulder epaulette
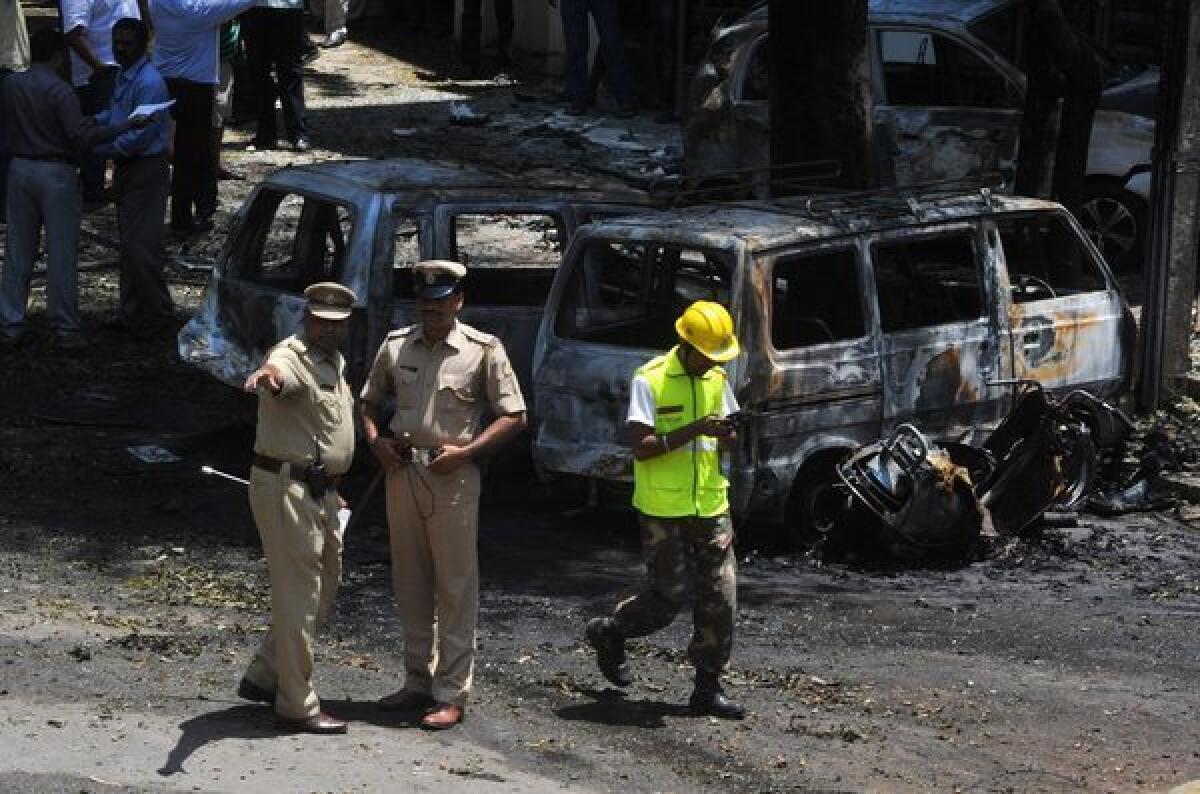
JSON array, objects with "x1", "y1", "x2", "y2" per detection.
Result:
[
  {"x1": 385, "y1": 324, "x2": 418, "y2": 339},
  {"x1": 459, "y1": 323, "x2": 498, "y2": 347}
]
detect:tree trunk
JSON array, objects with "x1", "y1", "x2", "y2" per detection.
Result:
[
  {"x1": 768, "y1": 1, "x2": 872, "y2": 192},
  {"x1": 1014, "y1": 0, "x2": 1102, "y2": 211},
  {"x1": 1137, "y1": 0, "x2": 1200, "y2": 409}
]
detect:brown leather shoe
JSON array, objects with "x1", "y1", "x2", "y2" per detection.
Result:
[
  {"x1": 377, "y1": 689, "x2": 435, "y2": 712},
  {"x1": 276, "y1": 712, "x2": 348, "y2": 734},
  {"x1": 420, "y1": 702, "x2": 464, "y2": 730}
]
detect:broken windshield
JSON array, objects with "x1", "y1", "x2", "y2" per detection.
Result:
[{"x1": 554, "y1": 239, "x2": 733, "y2": 349}]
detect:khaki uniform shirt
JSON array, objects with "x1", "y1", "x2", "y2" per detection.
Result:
[
  {"x1": 252, "y1": 333, "x2": 356, "y2": 475},
  {"x1": 360, "y1": 320, "x2": 526, "y2": 449}
]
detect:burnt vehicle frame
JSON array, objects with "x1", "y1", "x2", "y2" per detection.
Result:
[
  {"x1": 532, "y1": 184, "x2": 1135, "y2": 540},
  {"x1": 683, "y1": 0, "x2": 1157, "y2": 269},
  {"x1": 178, "y1": 158, "x2": 648, "y2": 398}
]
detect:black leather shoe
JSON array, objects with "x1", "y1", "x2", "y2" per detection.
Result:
[
  {"x1": 689, "y1": 689, "x2": 745, "y2": 719},
  {"x1": 689, "y1": 671, "x2": 745, "y2": 720},
  {"x1": 277, "y1": 711, "x2": 348, "y2": 734},
  {"x1": 237, "y1": 678, "x2": 275, "y2": 705},
  {"x1": 292, "y1": 136, "x2": 311, "y2": 152},
  {"x1": 585, "y1": 617, "x2": 632, "y2": 687}
]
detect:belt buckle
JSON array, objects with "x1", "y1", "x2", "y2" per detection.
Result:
[{"x1": 413, "y1": 448, "x2": 437, "y2": 467}]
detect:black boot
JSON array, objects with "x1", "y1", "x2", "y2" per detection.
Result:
[
  {"x1": 585, "y1": 617, "x2": 632, "y2": 687},
  {"x1": 689, "y1": 671, "x2": 745, "y2": 720}
]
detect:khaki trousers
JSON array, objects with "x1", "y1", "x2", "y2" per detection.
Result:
[
  {"x1": 384, "y1": 462, "x2": 481, "y2": 706},
  {"x1": 244, "y1": 465, "x2": 343, "y2": 719}
]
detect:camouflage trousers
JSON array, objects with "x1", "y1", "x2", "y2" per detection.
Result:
[{"x1": 612, "y1": 512, "x2": 737, "y2": 675}]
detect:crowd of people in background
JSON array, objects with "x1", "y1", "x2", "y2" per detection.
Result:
[{"x1": 0, "y1": 0, "x2": 677, "y2": 352}]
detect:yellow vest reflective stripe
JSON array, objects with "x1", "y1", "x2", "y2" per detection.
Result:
[{"x1": 631, "y1": 347, "x2": 730, "y2": 518}]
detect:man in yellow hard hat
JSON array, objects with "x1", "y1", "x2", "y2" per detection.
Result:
[{"x1": 586, "y1": 300, "x2": 745, "y2": 719}]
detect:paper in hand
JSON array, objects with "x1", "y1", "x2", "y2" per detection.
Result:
[{"x1": 130, "y1": 99, "x2": 176, "y2": 118}]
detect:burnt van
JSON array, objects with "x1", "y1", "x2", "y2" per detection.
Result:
[{"x1": 531, "y1": 187, "x2": 1135, "y2": 537}]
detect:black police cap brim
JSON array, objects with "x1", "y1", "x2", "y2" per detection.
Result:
[{"x1": 415, "y1": 285, "x2": 460, "y2": 300}]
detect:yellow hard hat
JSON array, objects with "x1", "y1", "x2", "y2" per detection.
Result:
[{"x1": 675, "y1": 300, "x2": 739, "y2": 362}]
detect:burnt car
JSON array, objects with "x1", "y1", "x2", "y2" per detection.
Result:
[
  {"x1": 179, "y1": 158, "x2": 647, "y2": 398},
  {"x1": 532, "y1": 186, "x2": 1135, "y2": 540},
  {"x1": 683, "y1": 0, "x2": 1157, "y2": 270}
]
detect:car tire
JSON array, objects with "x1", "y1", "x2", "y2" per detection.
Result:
[
  {"x1": 1078, "y1": 180, "x2": 1147, "y2": 272},
  {"x1": 785, "y1": 455, "x2": 852, "y2": 550}
]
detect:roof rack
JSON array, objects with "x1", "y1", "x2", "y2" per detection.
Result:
[
  {"x1": 650, "y1": 160, "x2": 842, "y2": 207},
  {"x1": 711, "y1": 173, "x2": 1011, "y2": 228}
]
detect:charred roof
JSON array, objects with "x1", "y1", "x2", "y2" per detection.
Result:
[
  {"x1": 262, "y1": 158, "x2": 646, "y2": 202},
  {"x1": 584, "y1": 190, "x2": 1062, "y2": 252}
]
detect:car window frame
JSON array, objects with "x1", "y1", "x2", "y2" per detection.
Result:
[
  {"x1": 232, "y1": 184, "x2": 360, "y2": 295},
  {"x1": 867, "y1": 223, "x2": 992, "y2": 335},
  {"x1": 987, "y1": 209, "x2": 1117, "y2": 305},
  {"x1": 764, "y1": 242, "x2": 873, "y2": 356},
  {"x1": 732, "y1": 23, "x2": 1025, "y2": 110},
  {"x1": 874, "y1": 23, "x2": 1025, "y2": 111}
]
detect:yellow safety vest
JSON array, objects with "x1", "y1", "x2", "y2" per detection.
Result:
[{"x1": 632, "y1": 347, "x2": 730, "y2": 518}]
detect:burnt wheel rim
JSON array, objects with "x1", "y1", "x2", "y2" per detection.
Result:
[{"x1": 1080, "y1": 197, "x2": 1138, "y2": 262}]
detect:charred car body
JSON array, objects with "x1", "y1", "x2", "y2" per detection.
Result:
[
  {"x1": 684, "y1": 0, "x2": 1157, "y2": 269},
  {"x1": 532, "y1": 186, "x2": 1135, "y2": 539},
  {"x1": 179, "y1": 159, "x2": 646, "y2": 398}
]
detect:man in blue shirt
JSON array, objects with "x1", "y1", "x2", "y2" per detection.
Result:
[{"x1": 94, "y1": 16, "x2": 175, "y2": 333}]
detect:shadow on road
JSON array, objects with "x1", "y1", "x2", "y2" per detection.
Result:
[
  {"x1": 158, "y1": 704, "x2": 275, "y2": 776},
  {"x1": 555, "y1": 689, "x2": 689, "y2": 729},
  {"x1": 159, "y1": 697, "x2": 452, "y2": 775}
]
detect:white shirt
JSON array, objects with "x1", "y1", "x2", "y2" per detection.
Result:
[
  {"x1": 149, "y1": 0, "x2": 254, "y2": 84},
  {"x1": 627, "y1": 375, "x2": 739, "y2": 428},
  {"x1": 62, "y1": 0, "x2": 140, "y2": 86}
]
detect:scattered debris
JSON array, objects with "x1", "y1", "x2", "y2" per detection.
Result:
[{"x1": 835, "y1": 384, "x2": 1132, "y2": 560}]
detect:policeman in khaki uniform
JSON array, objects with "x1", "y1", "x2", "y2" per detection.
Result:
[
  {"x1": 587, "y1": 300, "x2": 745, "y2": 720},
  {"x1": 360, "y1": 260, "x2": 526, "y2": 730},
  {"x1": 237, "y1": 282, "x2": 357, "y2": 735}
]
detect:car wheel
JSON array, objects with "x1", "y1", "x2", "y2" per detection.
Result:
[
  {"x1": 1078, "y1": 181, "x2": 1147, "y2": 271},
  {"x1": 785, "y1": 456, "x2": 852, "y2": 549}
]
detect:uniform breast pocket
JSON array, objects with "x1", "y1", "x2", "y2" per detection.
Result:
[
  {"x1": 316, "y1": 391, "x2": 344, "y2": 425},
  {"x1": 437, "y1": 373, "x2": 479, "y2": 414},
  {"x1": 314, "y1": 380, "x2": 345, "y2": 426},
  {"x1": 394, "y1": 367, "x2": 419, "y2": 409}
]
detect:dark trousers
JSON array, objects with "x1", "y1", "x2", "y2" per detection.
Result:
[
  {"x1": 460, "y1": 0, "x2": 513, "y2": 69},
  {"x1": 115, "y1": 155, "x2": 175, "y2": 325},
  {"x1": 165, "y1": 77, "x2": 216, "y2": 228},
  {"x1": 560, "y1": 0, "x2": 632, "y2": 106},
  {"x1": 75, "y1": 66, "x2": 117, "y2": 198},
  {"x1": 243, "y1": 6, "x2": 309, "y2": 143}
]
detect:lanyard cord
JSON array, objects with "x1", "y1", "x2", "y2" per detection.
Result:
[{"x1": 401, "y1": 462, "x2": 436, "y2": 521}]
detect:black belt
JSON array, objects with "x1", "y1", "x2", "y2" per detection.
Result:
[{"x1": 253, "y1": 453, "x2": 342, "y2": 486}]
